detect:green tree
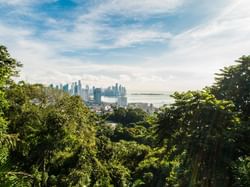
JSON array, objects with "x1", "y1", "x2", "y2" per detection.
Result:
[
  {"x1": 0, "y1": 45, "x2": 21, "y2": 148},
  {"x1": 0, "y1": 45, "x2": 23, "y2": 186},
  {"x1": 5, "y1": 83, "x2": 97, "y2": 186},
  {"x1": 108, "y1": 108, "x2": 147, "y2": 125},
  {"x1": 156, "y1": 91, "x2": 239, "y2": 187},
  {"x1": 211, "y1": 55, "x2": 250, "y2": 186},
  {"x1": 211, "y1": 55, "x2": 250, "y2": 120}
]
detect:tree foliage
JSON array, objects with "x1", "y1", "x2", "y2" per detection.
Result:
[
  {"x1": 0, "y1": 45, "x2": 250, "y2": 187},
  {"x1": 0, "y1": 45, "x2": 22, "y2": 185},
  {"x1": 211, "y1": 55, "x2": 250, "y2": 119},
  {"x1": 108, "y1": 107, "x2": 148, "y2": 125},
  {"x1": 157, "y1": 91, "x2": 239, "y2": 186}
]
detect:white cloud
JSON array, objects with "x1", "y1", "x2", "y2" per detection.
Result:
[
  {"x1": 45, "y1": 23, "x2": 101, "y2": 49},
  {"x1": 77, "y1": 0, "x2": 184, "y2": 22},
  {"x1": 0, "y1": 0, "x2": 56, "y2": 6},
  {"x1": 102, "y1": 0, "x2": 184, "y2": 16},
  {"x1": 2, "y1": 0, "x2": 250, "y2": 92},
  {"x1": 53, "y1": 0, "x2": 182, "y2": 49},
  {"x1": 141, "y1": 0, "x2": 250, "y2": 90},
  {"x1": 113, "y1": 30, "x2": 172, "y2": 48},
  {"x1": 44, "y1": 22, "x2": 172, "y2": 49},
  {"x1": 0, "y1": 0, "x2": 32, "y2": 6},
  {"x1": 0, "y1": 0, "x2": 180, "y2": 51}
]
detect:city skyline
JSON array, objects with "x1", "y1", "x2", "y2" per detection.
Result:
[
  {"x1": 1, "y1": 0, "x2": 250, "y2": 91},
  {"x1": 52, "y1": 80, "x2": 130, "y2": 109},
  {"x1": 51, "y1": 81, "x2": 126, "y2": 95}
]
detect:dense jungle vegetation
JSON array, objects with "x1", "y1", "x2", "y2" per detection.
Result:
[{"x1": 0, "y1": 45, "x2": 249, "y2": 186}]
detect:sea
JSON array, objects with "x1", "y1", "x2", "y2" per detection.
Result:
[{"x1": 102, "y1": 91, "x2": 174, "y2": 108}]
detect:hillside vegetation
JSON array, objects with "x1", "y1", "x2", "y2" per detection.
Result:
[{"x1": 0, "y1": 45, "x2": 249, "y2": 186}]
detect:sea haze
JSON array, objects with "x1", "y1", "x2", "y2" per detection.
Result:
[{"x1": 102, "y1": 91, "x2": 174, "y2": 107}]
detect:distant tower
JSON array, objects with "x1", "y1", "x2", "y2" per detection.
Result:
[
  {"x1": 115, "y1": 83, "x2": 119, "y2": 96},
  {"x1": 70, "y1": 82, "x2": 75, "y2": 95},
  {"x1": 63, "y1": 84, "x2": 69, "y2": 93},
  {"x1": 94, "y1": 88, "x2": 102, "y2": 105},
  {"x1": 78, "y1": 80, "x2": 82, "y2": 95},
  {"x1": 82, "y1": 89, "x2": 89, "y2": 102},
  {"x1": 119, "y1": 84, "x2": 122, "y2": 95},
  {"x1": 117, "y1": 96, "x2": 127, "y2": 107},
  {"x1": 74, "y1": 82, "x2": 78, "y2": 96}
]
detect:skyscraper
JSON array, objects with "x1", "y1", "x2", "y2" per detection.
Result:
[
  {"x1": 70, "y1": 82, "x2": 75, "y2": 95},
  {"x1": 94, "y1": 88, "x2": 102, "y2": 105},
  {"x1": 78, "y1": 80, "x2": 82, "y2": 95},
  {"x1": 115, "y1": 83, "x2": 118, "y2": 96},
  {"x1": 82, "y1": 89, "x2": 89, "y2": 102},
  {"x1": 74, "y1": 82, "x2": 78, "y2": 95},
  {"x1": 117, "y1": 96, "x2": 127, "y2": 107},
  {"x1": 63, "y1": 84, "x2": 69, "y2": 92}
]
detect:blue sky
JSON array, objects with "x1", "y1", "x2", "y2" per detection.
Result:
[{"x1": 0, "y1": 0, "x2": 250, "y2": 91}]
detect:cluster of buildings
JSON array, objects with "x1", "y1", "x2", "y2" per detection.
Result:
[
  {"x1": 50, "y1": 81, "x2": 158, "y2": 114},
  {"x1": 103, "y1": 83, "x2": 126, "y2": 97},
  {"x1": 50, "y1": 81, "x2": 128, "y2": 108}
]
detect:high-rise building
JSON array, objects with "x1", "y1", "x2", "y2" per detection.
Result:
[
  {"x1": 117, "y1": 96, "x2": 127, "y2": 107},
  {"x1": 70, "y1": 82, "x2": 75, "y2": 95},
  {"x1": 115, "y1": 83, "x2": 118, "y2": 96},
  {"x1": 74, "y1": 82, "x2": 78, "y2": 95},
  {"x1": 63, "y1": 84, "x2": 69, "y2": 92},
  {"x1": 119, "y1": 84, "x2": 122, "y2": 95},
  {"x1": 82, "y1": 89, "x2": 89, "y2": 102},
  {"x1": 78, "y1": 80, "x2": 82, "y2": 95},
  {"x1": 94, "y1": 88, "x2": 102, "y2": 105}
]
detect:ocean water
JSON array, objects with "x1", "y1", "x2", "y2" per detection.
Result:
[{"x1": 102, "y1": 91, "x2": 174, "y2": 108}]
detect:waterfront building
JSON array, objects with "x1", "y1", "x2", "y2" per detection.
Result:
[
  {"x1": 117, "y1": 96, "x2": 127, "y2": 107},
  {"x1": 82, "y1": 89, "x2": 89, "y2": 102},
  {"x1": 94, "y1": 88, "x2": 102, "y2": 104},
  {"x1": 63, "y1": 84, "x2": 69, "y2": 92},
  {"x1": 77, "y1": 80, "x2": 82, "y2": 95}
]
